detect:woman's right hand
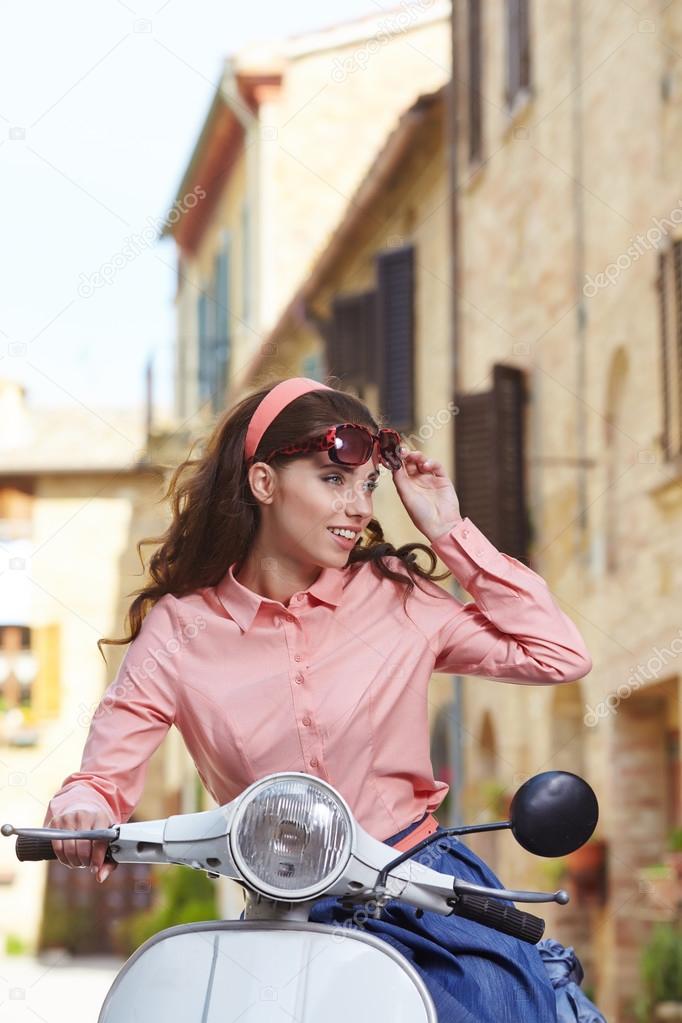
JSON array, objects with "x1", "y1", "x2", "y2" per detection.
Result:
[{"x1": 45, "y1": 806, "x2": 118, "y2": 883}]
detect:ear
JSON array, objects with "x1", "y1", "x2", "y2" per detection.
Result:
[{"x1": 248, "y1": 462, "x2": 276, "y2": 505}]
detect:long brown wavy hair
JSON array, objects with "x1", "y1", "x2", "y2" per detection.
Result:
[{"x1": 98, "y1": 378, "x2": 452, "y2": 658}]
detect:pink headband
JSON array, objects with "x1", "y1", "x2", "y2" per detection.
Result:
[{"x1": 243, "y1": 377, "x2": 333, "y2": 464}]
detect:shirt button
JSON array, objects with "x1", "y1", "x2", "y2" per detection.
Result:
[
  {"x1": 310, "y1": 758, "x2": 319, "y2": 768},
  {"x1": 294, "y1": 654, "x2": 302, "y2": 662},
  {"x1": 295, "y1": 673, "x2": 304, "y2": 684},
  {"x1": 302, "y1": 716, "x2": 311, "y2": 727},
  {"x1": 286, "y1": 614, "x2": 295, "y2": 623},
  {"x1": 461, "y1": 528, "x2": 470, "y2": 538}
]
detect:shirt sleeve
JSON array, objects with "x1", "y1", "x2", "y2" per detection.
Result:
[
  {"x1": 426, "y1": 517, "x2": 593, "y2": 684},
  {"x1": 43, "y1": 595, "x2": 179, "y2": 827}
]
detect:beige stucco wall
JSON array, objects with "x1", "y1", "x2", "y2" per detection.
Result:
[{"x1": 0, "y1": 469, "x2": 186, "y2": 948}]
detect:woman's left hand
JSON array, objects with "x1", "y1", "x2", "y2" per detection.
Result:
[{"x1": 390, "y1": 446, "x2": 463, "y2": 542}]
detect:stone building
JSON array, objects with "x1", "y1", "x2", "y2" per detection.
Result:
[
  {"x1": 0, "y1": 379, "x2": 189, "y2": 951},
  {"x1": 161, "y1": 2, "x2": 451, "y2": 423},
  {"x1": 450, "y1": 2, "x2": 682, "y2": 1018}
]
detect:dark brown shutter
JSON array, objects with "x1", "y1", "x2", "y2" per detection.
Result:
[
  {"x1": 657, "y1": 250, "x2": 672, "y2": 461},
  {"x1": 505, "y1": 0, "x2": 520, "y2": 105},
  {"x1": 324, "y1": 290, "x2": 377, "y2": 397},
  {"x1": 519, "y1": 0, "x2": 530, "y2": 92},
  {"x1": 468, "y1": 0, "x2": 483, "y2": 162},
  {"x1": 673, "y1": 241, "x2": 682, "y2": 457},
  {"x1": 376, "y1": 245, "x2": 415, "y2": 433},
  {"x1": 454, "y1": 364, "x2": 529, "y2": 564}
]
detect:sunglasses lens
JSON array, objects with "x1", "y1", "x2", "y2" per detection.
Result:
[
  {"x1": 333, "y1": 426, "x2": 373, "y2": 465},
  {"x1": 379, "y1": 430, "x2": 402, "y2": 470}
]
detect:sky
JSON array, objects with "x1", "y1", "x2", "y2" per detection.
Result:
[{"x1": 0, "y1": 0, "x2": 384, "y2": 418}]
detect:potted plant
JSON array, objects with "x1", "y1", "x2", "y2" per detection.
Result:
[
  {"x1": 564, "y1": 835, "x2": 607, "y2": 903},
  {"x1": 634, "y1": 922, "x2": 682, "y2": 1022},
  {"x1": 565, "y1": 836, "x2": 606, "y2": 881}
]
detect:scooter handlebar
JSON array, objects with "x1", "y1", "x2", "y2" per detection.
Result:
[
  {"x1": 451, "y1": 892, "x2": 546, "y2": 945},
  {"x1": 16, "y1": 834, "x2": 58, "y2": 861}
]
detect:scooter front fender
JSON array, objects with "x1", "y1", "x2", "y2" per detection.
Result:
[{"x1": 97, "y1": 919, "x2": 437, "y2": 1022}]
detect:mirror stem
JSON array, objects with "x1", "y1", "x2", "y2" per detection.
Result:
[{"x1": 376, "y1": 820, "x2": 512, "y2": 889}]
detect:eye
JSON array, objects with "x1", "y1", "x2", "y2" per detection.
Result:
[{"x1": 323, "y1": 474, "x2": 379, "y2": 492}]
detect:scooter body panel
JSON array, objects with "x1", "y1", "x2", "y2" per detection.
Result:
[{"x1": 97, "y1": 919, "x2": 437, "y2": 1022}]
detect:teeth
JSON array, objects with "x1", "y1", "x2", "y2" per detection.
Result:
[{"x1": 329, "y1": 528, "x2": 355, "y2": 539}]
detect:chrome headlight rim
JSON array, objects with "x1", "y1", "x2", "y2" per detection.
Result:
[{"x1": 229, "y1": 772, "x2": 354, "y2": 901}]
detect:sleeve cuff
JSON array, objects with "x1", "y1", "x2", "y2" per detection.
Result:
[{"x1": 429, "y1": 517, "x2": 513, "y2": 590}]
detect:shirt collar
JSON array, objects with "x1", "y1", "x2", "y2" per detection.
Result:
[{"x1": 214, "y1": 561, "x2": 346, "y2": 633}]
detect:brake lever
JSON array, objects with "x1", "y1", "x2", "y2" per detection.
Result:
[
  {"x1": 453, "y1": 879, "x2": 569, "y2": 905},
  {"x1": 1, "y1": 824, "x2": 119, "y2": 841}
]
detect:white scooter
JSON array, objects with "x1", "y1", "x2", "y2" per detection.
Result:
[{"x1": 3, "y1": 769, "x2": 598, "y2": 1022}]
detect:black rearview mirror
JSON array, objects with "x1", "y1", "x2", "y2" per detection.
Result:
[{"x1": 509, "y1": 770, "x2": 599, "y2": 857}]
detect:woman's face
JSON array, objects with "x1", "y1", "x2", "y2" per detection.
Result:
[{"x1": 249, "y1": 445, "x2": 383, "y2": 567}]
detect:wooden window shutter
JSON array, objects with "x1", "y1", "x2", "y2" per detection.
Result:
[
  {"x1": 326, "y1": 290, "x2": 377, "y2": 397},
  {"x1": 672, "y1": 241, "x2": 682, "y2": 457},
  {"x1": 519, "y1": 0, "x2": 531, "y2": 92},
  {"x1": 657, "y1": 250, "x2": 673, "y2": 460},
  {"x1": 197, "y1": 291, "x2": 209, "y2": 404},
  {"x1": 505, "y1": 0, "x2": 520, "y2": 106},
  {"x1": 31, "y1": 624, "x2": 61, "y2": 719},
  {"x1": 212, "y1": 241, "x2": 231, "y2": 412},
  {"x1": 468, "y1": 0, "x2": 483, "y2": 162},
  {"x1": 454, "y1": 364, "x2": 529, "y2": 564},
  {"x1": 376, "y1": 245, "x2": 415, "y2": 433}
]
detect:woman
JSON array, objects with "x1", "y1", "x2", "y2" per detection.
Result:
[{"x1": 44, "y1": 376, "x2": 603, "y2": 1022}]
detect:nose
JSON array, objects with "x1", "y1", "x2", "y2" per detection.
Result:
[{"x1": 345, "y1": 478, "x2": 373, "y2": 519}]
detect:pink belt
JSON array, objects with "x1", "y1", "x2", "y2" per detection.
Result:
[{"x1": 391, "y1": 812, "x2": 440, "y2": 852}]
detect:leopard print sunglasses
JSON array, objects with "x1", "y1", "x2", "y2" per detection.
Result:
[{"x1": 247, "y1": 423, "x2": 404, "y2": 472}]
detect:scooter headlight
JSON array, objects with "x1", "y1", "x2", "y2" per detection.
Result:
[{"x1": 230, "y1": 774, "x2": 353, "y2": 900}]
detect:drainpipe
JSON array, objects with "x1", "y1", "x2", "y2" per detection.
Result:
[{"x1": 446, "y1": 0, "x2": 464, "y2": 828}]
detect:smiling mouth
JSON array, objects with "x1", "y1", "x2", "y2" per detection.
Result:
[{"x1": 327, "y1": 528, "x2": 359, "y2": 547}]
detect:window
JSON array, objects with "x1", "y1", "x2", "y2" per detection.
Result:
[
  {"x1": 322, "y1": 244, "x2": 416, "y2": 434},
  {"x1": 454, "y1": 364, "x2": 530, "y2": 564},
  {"x1": 197, "y1": 234, "x2": 232, "y2": 413},
  {"x1": 325, "y1": 290, "x2": 377, "y2": 399},
  {"x1": 505, "y1": 0, "x2": 531, "y2": 111},
  {"x1": 241, "y1": 200, "x2": 251, "y2": 325},
  {"x1": 467, "y1": 0, "x2": 483, "y2": 162},
  {"x1": 657, "y1": 245, "x2": 682, "y2": 460},
  {"x1": 375, "y1": 245, "x2": 416, "y2": 434}
]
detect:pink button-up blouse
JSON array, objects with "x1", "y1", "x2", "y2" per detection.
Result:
[{"x1": 45, "y1": 517, "x2": 592, "y2": 842}]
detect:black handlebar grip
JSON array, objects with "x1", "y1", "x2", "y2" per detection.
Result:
[
  {"x1": 15, "y1": 835, "x2": 115, "y2": 864},
  {"x1": 16, "y1": 835, "x2": 58, "y2": 861},
  {"x1": 451, "y1": 893, "x2": 546, "y2": 945}
]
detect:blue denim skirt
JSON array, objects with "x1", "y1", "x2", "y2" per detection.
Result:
[{"x1": 307, "y1": 811, "x2": 585, "y2": 1023}]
